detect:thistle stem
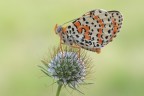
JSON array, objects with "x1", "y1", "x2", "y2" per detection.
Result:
[{"x1": 56, "y1": 84, "x2": 63, "y2": 96}]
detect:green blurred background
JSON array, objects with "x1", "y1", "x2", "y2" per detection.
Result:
[{"x1": 0, "y1": 0, "x2": 144, "y2": 96}]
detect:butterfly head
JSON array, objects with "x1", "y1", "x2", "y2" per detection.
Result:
[{"x1": 54, "y1": 24, "x2": 63, "y2": 34}]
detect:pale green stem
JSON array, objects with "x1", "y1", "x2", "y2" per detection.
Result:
[{"x1": 56, "y1": 84, "x2": 63, "y2": 96}]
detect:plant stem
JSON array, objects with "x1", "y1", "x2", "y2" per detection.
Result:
[{"x1": 56, "y1": 84, "x2": 63, "y2": 96}]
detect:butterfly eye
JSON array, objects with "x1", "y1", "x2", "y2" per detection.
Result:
[{"x1": 57, "y1": 26, "x2": 62, "y2": 33}]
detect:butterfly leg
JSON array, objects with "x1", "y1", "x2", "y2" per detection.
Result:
[
  {"x1": 59, "y1": 34, "x2": 64, "y2": 57},
  {"x1": 70, "y1": 45, "x2": 81, "y2": 58},
  {"x1": 60, "y1": 41, "x2": 63, "y2": 55}
]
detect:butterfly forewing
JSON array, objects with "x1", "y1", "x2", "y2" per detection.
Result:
[{"x1": 62, "y1": 9, "x2": 123, "y2": 52}]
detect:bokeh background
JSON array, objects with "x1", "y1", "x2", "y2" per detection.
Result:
[{"x1": 0, "y1": 0, "x2": 144, "y2": 96}]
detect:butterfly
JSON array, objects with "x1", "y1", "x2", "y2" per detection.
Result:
[{"x1": 54, "y1": 9, "x2": 123, "y2": 57}]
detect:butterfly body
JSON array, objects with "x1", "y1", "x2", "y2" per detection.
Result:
[{"x1": 55, "y1": 9, "x2": 123, "y2": 53}]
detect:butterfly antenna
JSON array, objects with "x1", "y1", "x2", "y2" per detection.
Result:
[{"x1": 62, "y1": 18, "x2": 78, "y2": 26}]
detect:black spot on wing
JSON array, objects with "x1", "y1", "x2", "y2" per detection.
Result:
[
  {"x1": 108, "y1": 30, "x2": 111, "y2": 34},
  {"x1": 99, "y1": 10, "x2": 102, "y2": 13},
  {"x1": 76, "y1": 35, "x2": 79, "y2": 38},
  {"x1": 83, "y1": 17, "x2": 86, "y2": 21},
  {"x1": 97, "y1": 44, "x2": 99, "y2": 47},
  {"x1": 91, "y1": 37, "x2": 95, "y2": 41},
  {"x1": 88, "y1": 41, "x2": 92, "y2": 45},
  {"x1": 105, "y1": 13, "x2": 108, "y2": 16},
  {"x1": 68, "y1": 26, "x2": 71, "y2": 29},
  {"x1": 105, "y1": 36, "x2": 108, "y2": 39},
  {"x1": 91, "y1": 22, "x2": 94, "y2": 25},
  {"x1": 86, "y1": 22, "x2": 89, "y2": 24},
  {"x1": 72, "y1": 28, "x2": 74, "y2": 31},
  {"x1": 80, "y1": 42, "x2": 84, "y2": 45}
]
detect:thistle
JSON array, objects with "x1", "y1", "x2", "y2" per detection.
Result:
[{"x1": 39, "y1": 47, "x2": 93, "y2": 96}]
